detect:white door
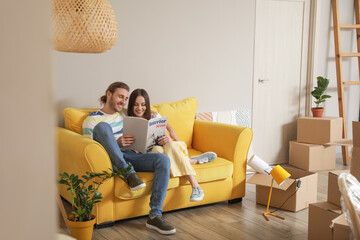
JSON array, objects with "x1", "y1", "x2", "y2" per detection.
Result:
[{"x1": 252, "y1": 0, "x2": 310, "y2": 164}]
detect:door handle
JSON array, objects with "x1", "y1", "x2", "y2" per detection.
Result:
[{"x1": 258, "y1": 79, "x2": 270, "y2": 84}]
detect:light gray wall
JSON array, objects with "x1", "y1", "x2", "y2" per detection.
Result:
[
  {"x1": 0, "y1": 1, "x2": 56, "y2": 239},
  {"x1": 54, "y1": 0, "x2": 255, "y2": 126},
  {"x1": 315, "y1": 0, "x2": 360, "y2": 140}
]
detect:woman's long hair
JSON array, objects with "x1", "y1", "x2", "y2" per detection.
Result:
[{"x1": 127, "y1": 88, "x2": 151, "y2": 120}]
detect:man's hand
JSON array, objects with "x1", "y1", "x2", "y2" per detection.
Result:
[{"x1": 117, "y1": 135, "x2": 135, "y2": 147}]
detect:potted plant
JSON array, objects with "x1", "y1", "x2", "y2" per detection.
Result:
[
  {"x1": 311, "y1": 76, "x2": 332, "y2": 117},
  {"x1": 58, "y1": 167, "x2": 129, "y2": 240}
]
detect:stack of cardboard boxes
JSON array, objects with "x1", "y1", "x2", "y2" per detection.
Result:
[
  {"x1": 246, "y1": 117, "x2": 342, "y2": 213},
  {"x1": 290, "y1": 117, "x2": 342, "y2": 171},
  {"x1": 308, "y1": 168, "x2": 348, "y2": 240},
  {"x1": 247, "y1": 117, "x2": 358, "y2": 239},
  {"x1": 292, "y1": 117, "x2": 343, "y2": 240},
  {"x1": 308, "y1": 121, "x2": 360, "y2": 240}
]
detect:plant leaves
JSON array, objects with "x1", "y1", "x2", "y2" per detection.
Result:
[{"x1": 312, "y1": 76, "x2": 331, "y2": 107}]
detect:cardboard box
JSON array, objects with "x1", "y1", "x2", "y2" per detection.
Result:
[
  {"x1": 289, "y1": 141, "x2": 336, "y2": 171},
  {"x1": 353, "y1": 121, "x2": 360, "y2": 147},
  {"x1": 308, "y1": 201, "x2": 342, "y2": 240},
  {"x1": 331, "y1": 214, "x2": 351, "y2": 240},
  {"x1": 328, "y1": 170, "x2": 350, "y2": 207},
  {"x1": 351, "y1": 147, "x2": 360, "y2": 182},
  {"x1": 297, "y1": 117, "x2": 342, "y2": 145},
  {"x1": 247, "y1": 166, "x2": 318, "y2": 212}
]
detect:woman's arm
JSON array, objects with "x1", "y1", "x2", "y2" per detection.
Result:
[
  {"x1": 151, "y1": 110, "x2": 179, "y2": 141},
  {"x1": 166, "y1": 124, "x2": 179, "y2": 141},
  {"x1": 157, "y1": 124, "x2": 179, "y2": 146}
]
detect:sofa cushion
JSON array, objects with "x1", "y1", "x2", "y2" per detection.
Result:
[
  {"x1": 151, "y1": 97, "x2": 197, "y2": 147},
  {"x1": 179, "y1": 148, "x2": 234, "y2": 185},
  {"x1": 114, "y1": 172, "x2": 179, "y2": 200},
  {"x1": 63, "y1": 108, "x2": 97, "y2": 134}
]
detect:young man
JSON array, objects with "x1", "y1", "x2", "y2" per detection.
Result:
[{"x1": 82, "y1": 82, "x2": 176, "y2": 235}]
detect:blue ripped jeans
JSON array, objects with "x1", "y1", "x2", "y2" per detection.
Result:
[{"x1": 93, "y1": 122, "x2": 170, "y2": 217}]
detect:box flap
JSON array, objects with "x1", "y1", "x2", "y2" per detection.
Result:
[
  {"x1": 283, "y1": 166, "x2": 316, "y2": 179},
  {"x1": 332, "y1": 214, "x2": 350, "y2": 228},
  {"x1": 324, "y1": 139, "x2": 353, "y2": 146},
  {"x1": 329, "y1": 170, "x2": 350, "y2": 177},
  {"x1": 247, "y1": 173, "x2": 295, "y2": 190},
  {"x1": 311, "y1": 201, "x2": 342, "y2": 214}
]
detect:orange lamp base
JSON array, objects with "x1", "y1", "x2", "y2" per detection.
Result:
[
  {"x1": 263, "y1": 179, "x2": 286, "y2": 221},
  {"x1": 263, "y1": 211, "x2": 285, "y2": 221}
]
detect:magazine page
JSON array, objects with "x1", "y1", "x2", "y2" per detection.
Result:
[
  {"x1": 146, "y1": 117, "x2": 168, "y2": 152},
  {"x1": 123, "y1": 117, "x2": 149, "y2": 153}
]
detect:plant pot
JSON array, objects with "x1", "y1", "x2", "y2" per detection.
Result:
[
  {"x1": 66, "y1": 215, "x2": 96, "y2": 240},
  {"x1": 311, "y1": 107, "x2": 324, "y2": 118}
]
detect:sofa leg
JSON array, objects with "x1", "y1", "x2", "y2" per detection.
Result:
[
  {"x1": 228, "y1": 198, "x2": 243, "y2": 204},
  {"x1": 95, "y1": 221, "x2": 115, "y2": 229}
]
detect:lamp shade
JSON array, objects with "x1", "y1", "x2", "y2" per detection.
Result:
[
  {"x1": 248, "y1": 155, "x2": 272, "y2": 175},
  {"x1": 270, "y1": 165, "x2": 291, "y2": 186},
  {"x1": 53, "y1": 0, "x2": 118, "y2": 53}
]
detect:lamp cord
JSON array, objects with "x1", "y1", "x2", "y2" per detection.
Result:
[{"x1": 270, "y1": 179, "x2": 301, "y2": 214}]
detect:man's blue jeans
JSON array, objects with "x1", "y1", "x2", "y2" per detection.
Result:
[{"x1": 93, "y1": 122, "x2": 170, "y2": 217}]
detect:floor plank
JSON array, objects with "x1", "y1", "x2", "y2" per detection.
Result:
[{"x1": 58, "y1": 158, "x2": 350, "y2": 239}]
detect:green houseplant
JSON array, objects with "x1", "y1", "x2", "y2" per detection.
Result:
[
  {"x1": 58, "y1": 167, "x2": 129, "y2": 240},
  {"x1": 311, "y1": 76, "x2": 332, "y2": 117}
]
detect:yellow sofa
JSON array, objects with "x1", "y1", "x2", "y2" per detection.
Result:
[{"x1": 57, "y1": 97, "x2": 252, "y2": 227}]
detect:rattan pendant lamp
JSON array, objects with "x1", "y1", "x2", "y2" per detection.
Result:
[{"x1": 53, "y1": 0, "x2": 118, "y2": 53}]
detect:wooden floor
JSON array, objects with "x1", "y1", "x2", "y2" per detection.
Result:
[{"x1": 58, "y1": 158, "x2": 350, "y2": 240}]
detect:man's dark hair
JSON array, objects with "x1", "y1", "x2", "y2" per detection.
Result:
[
  {"x1": 100, "y1": 82, "x2": 130, "y2": 104},
  {"x1": 127, "y1": 88, "x2": 151, "y2": 120}
]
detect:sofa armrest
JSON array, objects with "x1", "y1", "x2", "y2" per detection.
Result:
[
  {"x1": 192, "y1": 120, "x2": 253, "y2": 199},
  {"x1": 57, "y1": 127, "x2": 113, "y2": 175},
  {"x1": 192, "y1": 120, "x2": 252, "y2": 161},
  {"x1": 57, "y1": 127, "x2": 116, "y2": 223}
]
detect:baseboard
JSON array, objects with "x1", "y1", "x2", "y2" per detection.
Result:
[{"x1": 95, "y1": 221, "x2": 115, "y2": 229}]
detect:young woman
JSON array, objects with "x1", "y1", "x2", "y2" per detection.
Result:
[{"x1": 127, "y1": 89, "x2": 217, "y2": 202}]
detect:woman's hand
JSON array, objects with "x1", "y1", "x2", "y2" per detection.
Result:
[
  {"x1": 157, "y1": 133, "x2": 172, "y2": 146},
  {"x1": 117, "y1": 134, "x2": 135, "y2": 147}
]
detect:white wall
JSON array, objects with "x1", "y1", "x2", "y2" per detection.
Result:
[
  {"x1": 54, "y1": 0, "x2": 255, "y2": 125},
  {"x1": 0, "y1": 1, "x2": 56, "y2": 239},
  {"x1": 314, "y1": 0, "x2": 360, "y2": 140}
]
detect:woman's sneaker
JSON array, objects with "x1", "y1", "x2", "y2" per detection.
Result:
[
  {"x1": 191, "y1": 152, "x2": 217, "y2": 164},
  {"x1": 190, "y1": 187, "x2": 204, "y2": 202},
  {"x1": 146, "y1": 215, "x2": 176, "y2": 235},
  {"x1": 126, "y1": 172, "x2": 146, "y2": 191}
]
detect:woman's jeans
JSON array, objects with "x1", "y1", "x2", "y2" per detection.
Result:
[{"x1": 93, "y1": 122, "x2": 170, "y2": 217}]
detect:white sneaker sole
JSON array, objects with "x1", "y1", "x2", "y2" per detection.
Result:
[
  {"x1": 130, "y1": 182, "x2": 146, "y2": 191},
  {"x1": 146, "y1": 223, "x2": 176, "y2": 235},
  {"x1": 190, "y1": 193, "x2": 204, "y2": 202},
  {"x1": 191, "y1": 152, "x2": 217, "y2": 164}
]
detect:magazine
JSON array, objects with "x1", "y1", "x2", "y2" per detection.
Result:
[{"x1": 122, "y1": 116, "x2": 168, "y2": 153}]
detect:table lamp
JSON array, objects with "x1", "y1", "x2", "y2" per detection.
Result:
[
  {"x1": 248, "y1": 155, "x2": 273, "y2": 175},
  {"x1": 247, "y1": 155, "x2": 291, "y2": 221},
  {"x1": 264, "y1": 165, "x2": 291, "y2": 221}
]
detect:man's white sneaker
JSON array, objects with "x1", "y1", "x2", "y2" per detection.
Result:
[
  {"x1": 146, "y1": 215, "x2": 176, "y2": 235},
  {"x1": 127, "y1": 172, "x2": 146, "y2": 191}
]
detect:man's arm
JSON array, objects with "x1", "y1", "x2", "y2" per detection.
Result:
[{"x1": 82, "y1": 117, "x2": 96, "y2": 139}]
